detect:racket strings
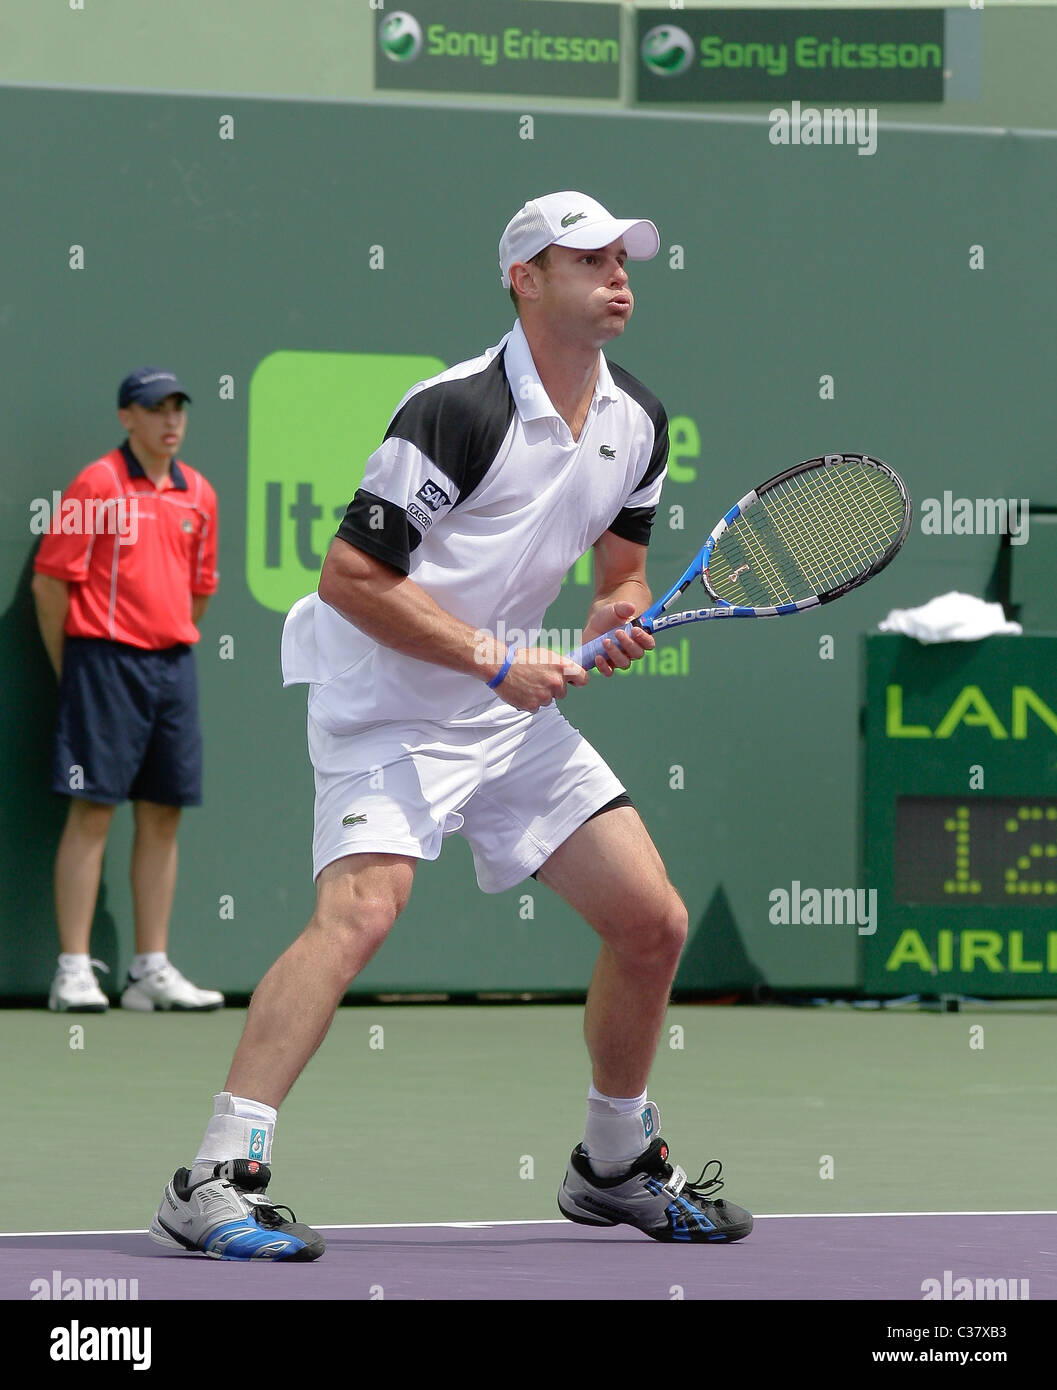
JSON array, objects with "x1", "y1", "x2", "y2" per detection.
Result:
[
  {"x1": 773, "y1": 474, "x2": 896, "y2": 577},
  {"x1": 772, "y1": 474, "x2": 857, "y2": 583},
  {"x1": 761, "y1": 467, "x2": 903, "y2": 590},
  {"x1": 788, "y1": 467, "x2": 903, "y2": 571},
  {"x1": 718, "y1": 515, "x2": 800, "y2": 604},
  {"x1": 709, "y1": 462, "x2": 907, "y2": 606}
]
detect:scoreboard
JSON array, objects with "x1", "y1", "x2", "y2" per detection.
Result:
[{"x1": 862, "y1": 635, "x2": 1057, "y2": 996}]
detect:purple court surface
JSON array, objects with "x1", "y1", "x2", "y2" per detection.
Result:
[{"x1": 2, "y1": 1212, "x2": 1054, "y2": 1301}]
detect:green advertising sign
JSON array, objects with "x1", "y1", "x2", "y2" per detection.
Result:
[
  {"x1": 862, "y1": 635, "x2": 1057, "y2": 999},
  {"x1": 637, "y1": 9, "x2": 945, "y2": 104},
  {"x1": 375, "y1": 1, "x2": 621, "y2": 98},
  {"x1": 246, "y1": 350, "x2": 446, "y2": 614}
]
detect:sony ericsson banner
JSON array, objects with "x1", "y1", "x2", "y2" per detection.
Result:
[
  {"x1": 375, "y1": 1, "x2": 621, "y2": 99},
  {"x1": 637, "y1": 9, "x2": 945, "y2": 104}
]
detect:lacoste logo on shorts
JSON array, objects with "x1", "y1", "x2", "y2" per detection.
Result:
[
  {"x1": 415, "y1": 480, "x2": 451, "y2": 512},
  {"x1": 342, "y1": 813, "x2": 368, "y2": 826}
]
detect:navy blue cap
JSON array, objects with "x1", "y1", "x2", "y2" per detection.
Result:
[{"x1": 117, "y1": 367, "x2": 191, "y2": 409}]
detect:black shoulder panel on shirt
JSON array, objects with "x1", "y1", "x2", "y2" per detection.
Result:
[
  {"x1": 335, "y1": 490, "x2": 422, "y2": 575},
  {"x1": 608, "y1": 505, "x2": 657, "y2": 547},
  {"x1": 384, "y1": 350, "x2": 515, "y2": 504},
  {"x1": 606, "y1": 360, "x2": 670, "y2": 493}
]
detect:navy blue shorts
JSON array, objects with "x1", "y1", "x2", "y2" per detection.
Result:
[{"x1": 52, "y1": 638, "x2": 202, "y2": 806}]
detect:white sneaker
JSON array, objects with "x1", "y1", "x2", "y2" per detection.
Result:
[
  {"x1": 48, "y1": 959, "x2": 110, "y2": 1013},
  {"x1": 120, "y1": 962, "x2": 224, "y2": 1012}
]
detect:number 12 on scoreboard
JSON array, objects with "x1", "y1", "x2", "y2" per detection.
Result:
[{"x1": 896, "y1": 797, "x2": 1057, "y2": 905}]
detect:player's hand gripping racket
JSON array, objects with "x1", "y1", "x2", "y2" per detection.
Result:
[{"x1": 568, "y1": 453, "x2": 912, "y2": 672}]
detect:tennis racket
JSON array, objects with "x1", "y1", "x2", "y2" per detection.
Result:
[{"x1": 568, "y1": 453, "x2": 911, "y2": 671}]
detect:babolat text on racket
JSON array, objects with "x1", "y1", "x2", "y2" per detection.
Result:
[{"x1": 567, "y1": 453, "x2": 912, "y2": 671}]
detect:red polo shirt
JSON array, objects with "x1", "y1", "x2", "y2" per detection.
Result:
[{"x1": 34, "y1": 442, "x2": 219, "y2": 649}]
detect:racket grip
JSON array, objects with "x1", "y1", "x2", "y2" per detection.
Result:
[{"x1": 566, "y1": 622, "x2": 639, "y2": 671}]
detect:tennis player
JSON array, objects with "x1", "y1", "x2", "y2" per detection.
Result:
[{"x1": 150, "y1": 193, "x2": 753, "y2": 1259}]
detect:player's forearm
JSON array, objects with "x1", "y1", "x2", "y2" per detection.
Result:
[
  {"x1": 318, "y1": 543, "x2": 506, "y2": 683},
  {"x1": 31, "y1": 574, "x2": 70, "y2": 677}
]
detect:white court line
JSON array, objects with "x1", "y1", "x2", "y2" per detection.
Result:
[
  {"x1": 275, "y1": 1209, "x2": 1057, "y2": 1230},
  {"x1": 2, "y1": 1210, "x2": 1055, "y2": 1239}
]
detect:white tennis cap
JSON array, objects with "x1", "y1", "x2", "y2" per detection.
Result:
[{"x1": 499, "y1": 191, "x2": 660, "y2": 288}]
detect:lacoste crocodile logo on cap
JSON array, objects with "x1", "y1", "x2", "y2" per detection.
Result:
[
  {"x1": 342, "y1": 813, "x2": 368, "y2": 827},
  {"x1": 560, "y1": 212, "x2": 587, "y2": 228}
]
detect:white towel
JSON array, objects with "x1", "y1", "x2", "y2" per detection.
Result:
[{"x1": 878, "y1": 592, "x2": 1022, "y2": 644}]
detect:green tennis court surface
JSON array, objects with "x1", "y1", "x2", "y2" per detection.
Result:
[{"x1": 5, "y1": 1004, "x2": 1053, "y2": 1233}]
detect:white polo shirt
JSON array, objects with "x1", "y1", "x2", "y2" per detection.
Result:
[{"x1": 281, "y1": 319, "x2": 669, "y2": 728}]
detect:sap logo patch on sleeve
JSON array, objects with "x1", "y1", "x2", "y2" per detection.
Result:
[{"x1": 416, "y1": 479, "x2": 452, "y2": 512}]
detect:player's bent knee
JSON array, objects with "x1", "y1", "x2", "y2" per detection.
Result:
[
  {"x1": 651, "y1": 897, "x2": 689, "y2": 965},
  {"x1": 312, "y1": 895, "x2": 402, "y2": 966},
  {"x1": 609, "y1": 891, "x2": 688, "y2": 970}
]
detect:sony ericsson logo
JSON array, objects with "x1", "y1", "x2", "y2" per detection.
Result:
[
  {"x1": 560, "y1": 212, "x2": 588, "y2": 228},
  {"x1": 641, "y1": 25, "x2": 695, "y2": 78},
  {"x1": 379, "y1": 12, "x2": 423, "y2": 63},
  {"x1": 416, "y1": 479, "x2": 452, "y2": 512}
]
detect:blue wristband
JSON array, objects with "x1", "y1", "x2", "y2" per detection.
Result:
[{"x1": 487, "y1": 648, "x2": 517, "y2": 689}]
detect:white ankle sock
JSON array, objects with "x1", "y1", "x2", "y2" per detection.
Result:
[
  {"x1": 58, "y1": 953, "x2": 91, "y2": 973},
  {"x1": 190, "y1": 1092, "x2": 277, "y2": 1183},
  {"x1": 583, "y1": 1087, "x2": 660, "y2": 1178},
  {"x1": 130, "y1": 952, "x2": 167, "y2": 979}
]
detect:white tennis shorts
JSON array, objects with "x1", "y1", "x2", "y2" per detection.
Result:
[{"x1": 308, "y1": 701, "x2": 625, "y2": 892}]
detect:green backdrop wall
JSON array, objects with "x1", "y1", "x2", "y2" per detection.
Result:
[{"x1": 1, "y1": 85, "x2": 1054, "y2": 997}]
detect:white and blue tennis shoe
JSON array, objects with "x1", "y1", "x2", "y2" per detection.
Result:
[{"x1": 149, "y1": 1158, "x2": 325, "y2": 1261}]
